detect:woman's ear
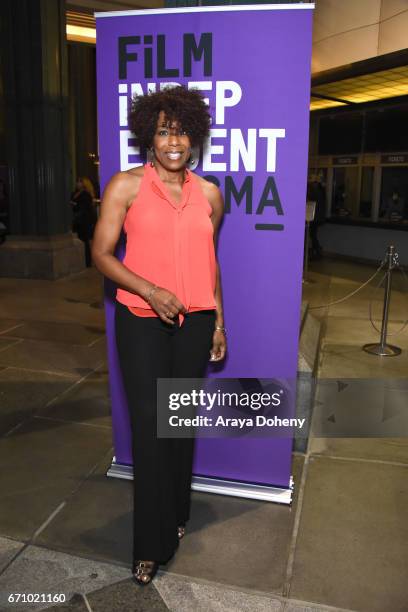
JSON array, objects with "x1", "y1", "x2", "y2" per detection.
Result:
[{"x1": 147, "y1": 147, "x2": 155, "y2": 166}]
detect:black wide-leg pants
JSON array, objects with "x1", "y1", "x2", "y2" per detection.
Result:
[{"x1": 114, "y1": 300, "x2": 215, "y2": 564}]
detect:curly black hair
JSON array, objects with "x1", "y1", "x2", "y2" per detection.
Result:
[{"x1": 128, "y1": 86, "x2": 211, "y2": 151}]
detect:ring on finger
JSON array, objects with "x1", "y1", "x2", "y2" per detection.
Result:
[{"x1": 166, "y1": 311, "x2": 173, "y2": 318}]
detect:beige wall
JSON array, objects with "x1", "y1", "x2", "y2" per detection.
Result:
[{"x1": 312, "y1": 0, "x2": 408, "y2": 74}]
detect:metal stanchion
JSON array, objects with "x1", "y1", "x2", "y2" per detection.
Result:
[{"x1": 363, "y1": 245, "x2": 402, "y2": 356}]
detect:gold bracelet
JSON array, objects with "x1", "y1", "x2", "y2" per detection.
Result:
[
  {"x1": 146, "y1": 284, "x2": 158, "y2": 304},
  {"x1": 215, "y1": 325, "x2": 226, "y2": 335}
]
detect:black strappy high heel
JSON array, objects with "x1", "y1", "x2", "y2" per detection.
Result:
[{"x1": 132, "y1": 560, "x2": 159, "y2": 586}]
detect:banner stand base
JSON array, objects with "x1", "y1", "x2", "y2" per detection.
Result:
[{"x1": 106, "y1": 457, "x2": 293, "y2": 505}]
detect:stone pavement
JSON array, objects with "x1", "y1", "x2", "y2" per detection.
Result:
[{"x1": 0, "y1": 259, "x2": 407, "y2": 611}]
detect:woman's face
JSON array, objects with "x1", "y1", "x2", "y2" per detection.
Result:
[
  {"x1": 76, "y1": 178, "x2": 83, "y2": 190},
  {"x1": 151, "y1": 111, "x2": 191, "y2": 172}
]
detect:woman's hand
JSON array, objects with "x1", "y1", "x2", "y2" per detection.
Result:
[
  {"x1": 148, "y1": 287, "x2": 187, "y2": 325},
  {"x1": 210, "y1": 329, "x2": 227, "y2": 361}
]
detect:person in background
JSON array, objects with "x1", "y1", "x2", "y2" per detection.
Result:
[
  {"x1": 384, "y1": 190, "x2": 404, "y2": 221},
  {"x1": 333, "y1": 184, "x2": 351, "y2": 217},
  {"x1": 70, "y1": 176, "x2": 97, "y2": 267},
  {"x1": 307, "y1": 175, "x2": 326, "y2": 259}
]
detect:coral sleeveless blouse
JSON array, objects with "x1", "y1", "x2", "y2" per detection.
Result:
[{"x1": 116, "y1": 163, "x2": 217, "y2": 325}]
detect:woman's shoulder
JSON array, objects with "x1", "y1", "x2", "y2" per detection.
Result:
[
  {"x1": 125, "y1": 165, "x2": 146, "y2": 180},
  {"x1": 193, "y1": 173, "x2": 224, "y2": 212},
  {"x1": 105, "y1": 166, "x2": 146, "y2": 207},
  {"x1": 193, "y1": 173, "x2": 221, "y2": 197},
  {"x1": 110, "y1": 165, "x2": 145, "y2": 186}
]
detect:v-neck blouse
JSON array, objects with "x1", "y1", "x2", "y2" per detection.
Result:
[{"x1": 116, "y1": 163, "x2": 217, "y2": 325}]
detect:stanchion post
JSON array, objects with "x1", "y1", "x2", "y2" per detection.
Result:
[
  {"x1": 379, "y1": 245, "x2": 394, "y2": 351},
  {"x1": 363, "y1": 245, "x2": 402, "y2": 357}
]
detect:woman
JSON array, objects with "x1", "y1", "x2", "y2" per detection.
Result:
[
  {"x1": 92, "y1": 86, "x2": 227, "y2": 585},
  {"x1": 70, "y1": 176, "x2": 97, "y2": 267}
]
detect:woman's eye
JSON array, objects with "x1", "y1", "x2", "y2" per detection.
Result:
[{"x1": 157, "y1": 128, "x2": 187, "y2": 136}]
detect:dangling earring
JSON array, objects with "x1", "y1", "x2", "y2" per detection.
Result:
[{"x1": 149, "y1": 147, "x2": 155, "y2": 167}]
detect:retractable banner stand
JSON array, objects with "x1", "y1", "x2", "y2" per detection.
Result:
[{"x1": 96, "y1": 4, "x2": 314, "y2": 504}]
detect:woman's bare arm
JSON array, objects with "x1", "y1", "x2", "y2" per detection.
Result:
[
  {"x1": 91, "y1": 170, "x2": 153, "y2": 300},
  {"x1": 200, "y1": 177, "x2": 226, "y2": 361},
  {"x1": 210, "y1": 190, "x2": 225, "y2": 329}
]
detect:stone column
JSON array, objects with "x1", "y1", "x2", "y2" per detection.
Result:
[
  {"x1": 0, "y1": 0, "x2": 84, "y2": 278},
  {"x1": 68, "y1": 43, "x2": 99, "y2": 194}
]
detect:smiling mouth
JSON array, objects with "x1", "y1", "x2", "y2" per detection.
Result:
[{"x1": 166, "y1": 152, "x2": 183, "y2": 160}]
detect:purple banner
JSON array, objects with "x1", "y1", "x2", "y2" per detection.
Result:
[{"x1": 96, "y1": 5, "x2": 313, "y2": 492}]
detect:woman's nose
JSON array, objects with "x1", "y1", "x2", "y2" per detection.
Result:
[{"x1": 168, "y1": 131, "x2": 180, "y2": 145}]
